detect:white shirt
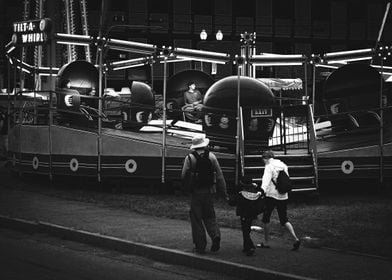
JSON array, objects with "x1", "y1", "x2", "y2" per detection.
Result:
[{"x1": 261, "y1": 158, "x2": 289, "y2": 200}]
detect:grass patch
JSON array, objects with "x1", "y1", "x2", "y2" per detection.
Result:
[{"x1": 2, "y1": 168, "x2": 392, "y2": 259}]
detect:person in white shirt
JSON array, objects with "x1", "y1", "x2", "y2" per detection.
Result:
[{"x1": 258, "y1": 150, "x2": 301, "y2": 251}]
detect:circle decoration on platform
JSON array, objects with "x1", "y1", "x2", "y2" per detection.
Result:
[
  {"x1": 125, "y1": 159, "x2": 137, "y2": 173},
  {"x1": 70, "y1": 158, "x2": 79, "y2": 172},
  {"x1": 341, "y1": 160, "x2": 354, "y2": 174},
  {"x1": 32, "y1": 156, "x2": 39, "y2": 170}
]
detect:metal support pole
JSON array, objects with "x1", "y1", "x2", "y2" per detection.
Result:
[
  {"x1": 64, "y1": 0, "x2": 73, "y2": 63},
  {"x1": 304, "y1": 61, "x2": 308, "y2": 103},
  {"x1": 13, "y1": 67, "x2": 17, "y2": 125},
  {"x1": 18, "y1": 64, "x2": 24, "y2": 174},
  {"x1": 283, "y1": 111, "x2": 287, "y2": 154},
  {"x1": 312, "y1": 64, "x2": 316, "y2": 112},
  {"x1": 18, "y1": 67, "x2": 24, "y2": 125},
  {"x1": 371, "y1": 1, "x2": 391, "y2": 64},
  {"x1": 97, "y1": 44, "x2": 103, "y2": 183},
  {"x1": 252, "y1": 44, "x2": 256, "y2": 78},
  {"x1": 379, "y1": 59, "x2": 384, "y2": 186},
  {"x1": 33, "y1": 78, "x2": 37, "y2": 124},
  {"x1": 47, "y1": 0, "x2": 57, "y2": 181},
  {"x1": 161, "y1": 57, "x2": 168, "y2": 184},
  {"x1": 150, "y1": 62, "x2": 154, "y2": 91},
  {"x1": 7, "y1": 60, "x2": 11, "y2": 146},
  {"x1": 34, "y1": 0, "x2": 44, "y2": 91},
  {"x1": 48, "y1": 39, "x2": 55, "y2": 181},
  {"x1": 235, "y1": 65, "x2": 241, "y2": 185}
]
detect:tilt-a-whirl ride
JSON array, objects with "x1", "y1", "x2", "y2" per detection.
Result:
[{"x1": 2, "y1": 1, "x2": 392, "y2": 192}]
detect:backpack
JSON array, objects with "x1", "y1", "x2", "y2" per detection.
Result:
[
  {"x1": 188, "y1": 150, "x2": 215, "y2": 190},
  {"x1": 272, "y1": 170, "x2": 292, "y2": 194}
]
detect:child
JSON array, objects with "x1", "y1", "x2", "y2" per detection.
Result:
[{"x1": 233, "y1": 176, "x2": 265, "y2": 256}]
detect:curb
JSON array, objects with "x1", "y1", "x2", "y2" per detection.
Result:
[{"x1": 0, "y1": 214, "x2": 316, "y2": 280}]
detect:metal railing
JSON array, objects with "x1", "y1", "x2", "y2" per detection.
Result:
[
  {"x1": 267, "y1": 104, "x2": 310, "y2": 153},
  {"x1": 308, "y1": 104, "x2": 319, "y2": 190},
  {"x1": 238, "y1": 107, "x2": 245, "y2": 179}
]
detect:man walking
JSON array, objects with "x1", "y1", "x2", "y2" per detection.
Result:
[
  {"x1": 181, "y1": 135, "x2": 229, "y2": 254},
  {"x1": 258, "y1": 150, "x2": 301, "y2": 251}
]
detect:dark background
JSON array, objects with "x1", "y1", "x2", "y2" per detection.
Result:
[{"x1": 1, "y1": 0, "x2": 391, "y2": 94}]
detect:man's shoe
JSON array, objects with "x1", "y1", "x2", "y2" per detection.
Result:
[
  {"x1": 210, "y1": 237, "x2": 221, "y2": 252},
  {"x1": 292, "y1": 240, "x2": 301, "y2": 251},
  {"x1": 256, "y1": 242, "x2": 270, "y2": 248}
]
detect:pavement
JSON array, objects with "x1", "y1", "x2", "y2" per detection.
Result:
[{"x1": 0, "y1": 164, "x2": 391, "y2": 280}]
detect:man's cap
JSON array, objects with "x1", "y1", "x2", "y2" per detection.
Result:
[{"x1": 190, "y1": 134, "x2": 210, "y2": 150}]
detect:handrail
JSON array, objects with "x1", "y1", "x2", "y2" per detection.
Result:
[
  {"x1": 307, "y1": 104, "x2": 319, "y2": 190},
  {"x1": 239, "y1": 106, "x2": 245, "y2": 178},
  {"x1": 314, "y1": 106, "x2": 391, "y2": 143},
  {"x1": 314, "y1": 104, "x2": 392, "y2": 119}
]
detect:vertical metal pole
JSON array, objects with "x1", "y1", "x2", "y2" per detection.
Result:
[
  {"x1": 80, "y1": 0, "x2": 91, "y2": 62},
  {"x1": 371, "y1": 2, "x2": 391, "y2": 65},
  {"x1": 279, "y1": 88, "x2": 284, "y2": 151},
  {"x1": 97, "y1": 44, "x2": 103, "y2": 183},
  {"x1": 34, "y1": 0, "x2": 44, "y2": 91},
  {"x1": 240, "y1": 46, "x2": 245, "y2": 76},
  {"x1": 252, "y1": 43, "x2": 256, "y2": 78},
  {"x1": 18, "y1": 69, "x2": 24, "y2": 125},
  {"x1": 6, "y1": 59, "x2": 11, "y2": 162},
  {"x1": 64, "y1": 0, "x2": 73, "y2": 63},
  {"x1": 304, "y1": 60, "x2": 308, "y2": 102},
  {"x1": 150, "y1": 62, "x2": 154, "y2": 91},
  {"x1": 13, "y1": 67, "x2": 17, "y2": 125},
  {"x1": 312, "y1": 63, "x2": 316, "y2": 112},
  {"x1": 18, "y1": 65, "x2": 24, "y2": 174},
  {"x1": 7, "y1": 60, "x2": 11, "y2": 139},
  {"x1": 20, "y1": 0, "x2": 29, "y2": 91},
  {"x1": 379, "y1": 59, "x2": 384, "y2": 185},
  {"x1": 96, "y1": 0, "x2": 107, "y2": 183},
  {"x1": 235, "y1": 65, "x2": 241, "y2": 185},
  {"x1": 161, "y1": 57, "x2": 168, "y2": 184},
  {"x1": 48, "y1": 38, "x2": 55, "y2": 181},
  {"x1": 33, "y1": 75, "x2": 37, "y2": 124},
  {"x1": 283, "y1": 110, "x2": 287, "y2": 154},
  {"x1": 47, "y1": 0, "x2": 57, "y2": 181}
]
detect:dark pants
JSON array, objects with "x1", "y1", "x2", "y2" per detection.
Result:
[
  {"x1": 189, "y1": 193, "x2": 220, "y2": 251},
  {"x1": 262, "y1": 197, "x2": 289, "y2": 226},
  {"x1": 240, "y1": 217, "x2": 256, "y2": 251}
]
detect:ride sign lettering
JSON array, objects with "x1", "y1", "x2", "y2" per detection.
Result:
[{"x1": 12, "y1": 18, "x2": 51, "y2": 45}]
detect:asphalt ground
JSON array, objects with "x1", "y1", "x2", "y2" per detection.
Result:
[{"x1": 0, "y1": 164, "x2": 391, "y2": 279}]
